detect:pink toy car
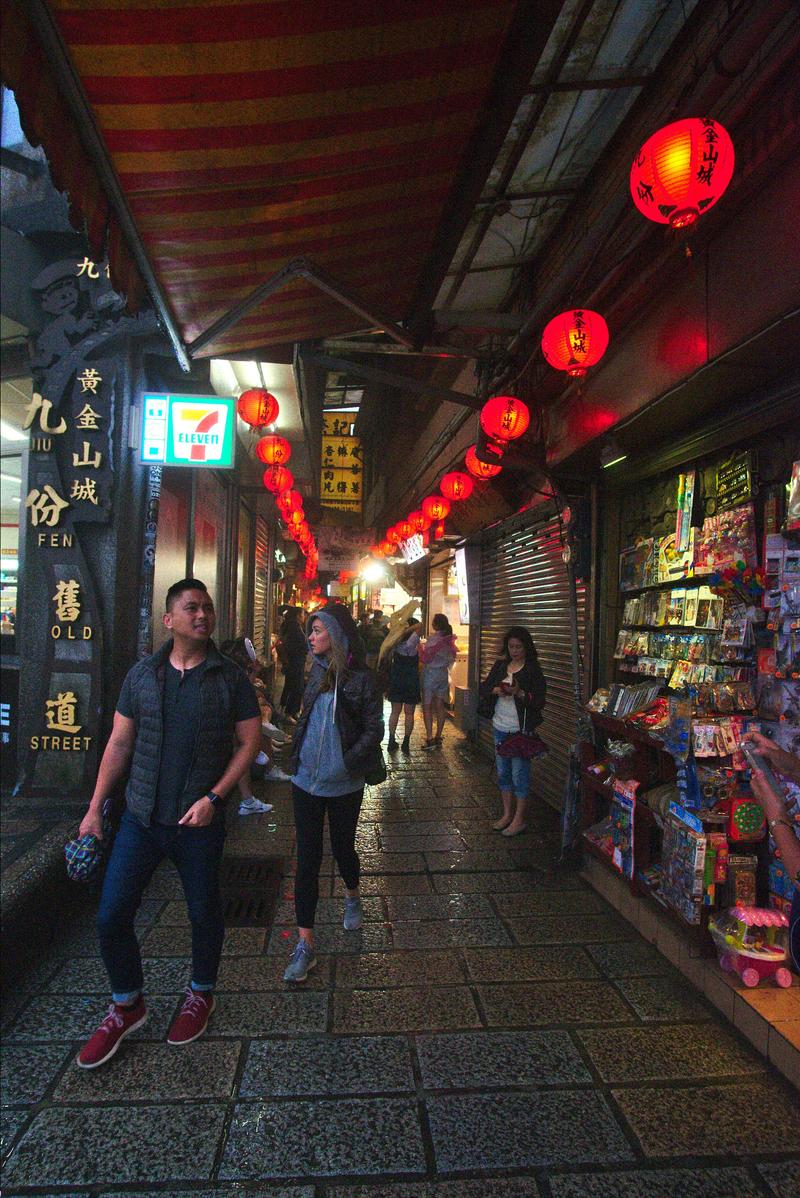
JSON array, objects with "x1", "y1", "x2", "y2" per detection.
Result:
[{"x1": 709, "y1": 905, "x2": 793, "y2": 989}]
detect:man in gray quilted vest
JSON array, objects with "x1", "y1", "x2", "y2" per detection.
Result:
[{"x1": 74, "y1": 578, "x2": 261, "y2": 1069}]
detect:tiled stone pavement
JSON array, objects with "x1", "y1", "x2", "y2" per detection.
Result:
[{"x1": 2, "y1": 720, "x2": 799, "y2": 1196}]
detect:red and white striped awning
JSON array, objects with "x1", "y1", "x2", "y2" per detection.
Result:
[{"x1": 2, "y1": 0, "x2": 543, "y2": 360}]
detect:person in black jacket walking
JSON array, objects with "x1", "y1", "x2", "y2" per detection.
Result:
[
  {"x1": 74, "y1": 579, "x2": 261, "y2": 1068},
  {"x1": 277, "y1": 606, "x2": 307, "y2": 719},
  {"x1": 283, "y1": 603, "x2": 383, "y2": 982},
  {"x1": 479, "y1": 626, "x2": 546, "y2": 837}
]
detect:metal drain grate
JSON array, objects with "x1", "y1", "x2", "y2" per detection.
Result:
[{"x1": 219, "y1": 855, "x2": 283, "y2": 927}]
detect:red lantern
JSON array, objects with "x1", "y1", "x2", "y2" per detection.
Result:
[
  {"x1": 422, "y1": 495, "x2": 451, "y2": 523},
  {"x1": 371, "y1": 544, "x2": 384, "y2": 557},
  {"x1": 237, "y1": 388, "x2": 279, "y2": 428},
  {"x1": 255, "y1": 434, "x2": 291, "y2": 465},
  {"x1": 465, "y1": 444, "x2": 502, "y2": 480},
  {"x1": 541, "y1": 309, "x2": 609, "y2": 378},
  {"x1": 385, "y1": 526, "x2": 402, "y2": 544},
  {"x1": 397, "y1": 520, "x2": 413, "y2": 540},
  {"x1": 630, "y1": 118, "x2": 734, "y2": 229},
  {"x1": 262, "y1": 465, "x2": 293, "y2": 494},
  {"x1": 480, "y1": 395, "x2": 529, "y2": 443},
  {"x1": 440, "y1": 471, "x2": 474, "y2": 502},
  {"x1": 379, "y1": 539, "x2": 394, "y2": 556},
  {"x1": 408, "y1": 509, "x2": 431, "y2": 533},
  {"x1": 433, "y1": 520, "x2": 446, "y2": 540},
  {"x1": 278, "y1": 488, "x2": 303, "y2": 512}
]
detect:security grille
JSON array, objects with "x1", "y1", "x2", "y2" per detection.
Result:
[
  {"x1": 253, "y1": 515, "x2": 271, "y2": 659},
  {"x1": 477, "y1": 515, "x2": 586, "y2": 811}
]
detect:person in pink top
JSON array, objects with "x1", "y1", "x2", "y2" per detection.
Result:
[{"x1": 419, "y1": 614, "x2": 458, "y2": 748}]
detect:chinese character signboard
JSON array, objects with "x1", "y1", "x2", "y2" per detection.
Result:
[
  {"x1": 320, "y1": 412, "x2": 363, "y2": 512},
  {"x1": 140, "y1": 393, "x2": 236, "y2": 469},
  {"x1": 317, "y1": 525, "x2": 375, "y2": 572}
]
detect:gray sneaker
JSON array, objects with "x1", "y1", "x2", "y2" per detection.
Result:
[
  {"x1": 283, "y1": 940, "x2": 317, "y2": 983},
  {"x1": 343, "y1": 896, "x2": 363, "y2": 931}
]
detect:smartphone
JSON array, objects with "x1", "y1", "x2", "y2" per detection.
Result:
[
  {"x1": 500, "y1": 681, "x2": 513, "y2": 694},
  {"x1": 740, "y1": 742, "x2": 783, "y2": 799}
]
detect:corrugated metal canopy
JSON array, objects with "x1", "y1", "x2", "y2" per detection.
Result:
[{"x1": 4, "y1": 0, "x2": 561, "y2": 360}]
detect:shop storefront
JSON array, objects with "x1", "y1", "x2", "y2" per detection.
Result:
[
  {"x1": 580, "y1": 399, "x2": 799, "y2": 956},
  {"x1": 427, "y1": 548, "x2": 471, "y2": 710}
]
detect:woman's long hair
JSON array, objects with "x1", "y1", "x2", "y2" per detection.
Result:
[
  {"x1": 431, "y1": 613, "x2": 453, "y2": 635},
  {"x1": 311, "y1": 616, "x2": 351, "y2": 693},
  {"x1": 501, "y1": 625, "x2": 538, "y2": 663}
]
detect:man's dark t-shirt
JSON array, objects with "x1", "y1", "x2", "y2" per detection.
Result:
[{"x1": 117, "y1": 659, "x2": 260, "y2": 825}]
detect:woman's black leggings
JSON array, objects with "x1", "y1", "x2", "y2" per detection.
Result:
[{"x1": 292, "y1": 783, "x2": 363, "y2": 928}]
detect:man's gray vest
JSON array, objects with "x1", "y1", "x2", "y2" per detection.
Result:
[{"x1": 123, "y1": 639, "x2": 241, "y2": 824}]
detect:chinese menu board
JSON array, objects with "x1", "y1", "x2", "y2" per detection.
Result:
[{"x1": 321, "y1": 412, "x2": 363, "y2": 513}]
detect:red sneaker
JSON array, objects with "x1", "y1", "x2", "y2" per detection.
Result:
[
  {"x1": 76, "y1": 998, "x2": 147, "y2": 1069},
  {"x1": 167, "y1": 989, "x2": 215, "y2": 1045}
]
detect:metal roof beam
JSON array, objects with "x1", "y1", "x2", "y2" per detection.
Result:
[
  {"x1": 301, "y1": 351, "x2": 482, "y2": 412},
  {"x1": 526, "y1": 73, "x2": 651, "y2": 93}
]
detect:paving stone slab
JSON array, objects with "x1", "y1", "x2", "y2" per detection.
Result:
[
  {"x1": 215, "y1": 954, "x2": 332, "y2": 991},
  {"x1": 3, "y1": 994, "x2": 177, "y2": 1042},
  {"x1": 273, "y1": 896, "x2": 385, "y2": 925},
  {"x1": 507, "y1": 914, "x2": 638, "y2": 946},
  {"x1": 207, "y1": 991, "x2": 329, "y2": 1036},
  {"x1": 478, "y1": 980, "x2": 635, "y2": 1027},
  {"x1": 334, "y1": 986, "x2": 480, "y2": 1034},
  {"x1": 240, "y1": 1035, "x2": 414, "y2": 1097},
  {"x1": 220, "y1": 1097, "x2": 425, "y2": 1178},
  {"x1": 0, "y1": 1044, "x2": 74, "y2": 1104},
  {"x1": 548, "y1": 1166, "x2": 763, "y2": 1197},
  {"x1": 391, "y1": 917, "x2": 512, "y2": 950},
  {"x1": 101, "y1": 1190, "x2": 314, "y2": 1198},
  {"x1": 577, "y1": 1024, "x2": 765, "y2": 1083},
  {"x1": 416, "y1": 1029, "x2": 591, "y2": 1088},
  {"x1": 492, "y1": 889, "x2": 608, "y2": 917},
  {"x1": 385, "y1": 894, "x2": 494, "y2": 920},
  {"x1": 351, "y1": 853, "x2": 427, "y2": 874},
  {"x1": 267, "y1": 923, "x2": 392, "y2": 955},
  {"x1": 2, "y1": 1102, "x2": 226, "y2": 1187},
  {"x1": 757, "y1": 1161, "x2": 800, "y2": 1198},
  {"x1": 328, "y1": 1183, "x2": 540, "y2": 1198},
  {"x1": 0, "y1": 1108, "x2": 31, "y2": 1159},
  {"x1": 380, "y1": 834, "x2": 466, "y2": 853},
  {"x1": 431, "y1": 871, "x2": 540, "y2": 894},
  {"x1": 140, "y1": 926, "x2": 266, "y2": 955},
  {"x1": 52, "y1": 1040, "x2": 241, "y2": 1101},
  {"x1": 46, "y1": 956, "x2": 192, "y2": 994},
  {"x1": 356, "y1": 874, "x2": 434, "y2": 895},
  {"x1": 426, "y1": 850, "x2": 521, "y2": 872},
  {"x1": 586, "y1": 942, "x2": 674, "y2": 977},
  {"x1": 612, "y1": 975, "x2": 713, "y2": 1022},
  {"x1": 463, "y1": 946, "x2": 600, "y2": 983},
  {"x1": 334, "y1": 950, "x2": 464, "y2": 989},
  {"x1": 427, "y1": 1090, "x2": 633, "y2": 1171},
  {"x1": 613, "y1": 1079, "x2": 800, "y2": 1157}
]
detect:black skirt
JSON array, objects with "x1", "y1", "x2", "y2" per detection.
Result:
[{"x1": 387, "y1": 652, "x2": 421, "y2": 704}]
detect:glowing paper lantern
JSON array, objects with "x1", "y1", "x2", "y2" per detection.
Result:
[
  {"x1": 262, "y1": 465, "x2": 293, "y2": 494},
  {"x1": 440, "y1": 471, "x2": 474, "y2": 502},
  {"x1": 237, "y1": 388, "x2": 279, "y2": 428},
  {"x1": 397, "y1": 520, "x2": 413, "y2": 540},
  {"x1": 630, "y1": 117, "x2": 734, "y2": 229},
  {"x1": 278, "y1": 488, "x2": 303, "y2": 512},
  {"x1": 465, "y1": 444, "x2": 502, "y2": 479},
  {"x1": 408, "y1": 509, "x2": 431, "y2": 533},
  {"x1": 255, "y1": 434, "x2": 291, "y2": 465},
  {"x1": 480, "y1": 395, "x2": 529, "y2": 443},
  {"x1": 433, "y1": 521, "x2": 446, "y2": 540},
  {"x1": 379, "y1": 539, "x2": 394, "y2": 556},
  {"x1": 422, "y1": 495, "x2": 451, "y2": 523},
  {"x1": 541, "y1": 309, "x2": 609, "y2": 378},
  {"x1": 385, "y1": 526, "x2": 402, "y2": 544}
]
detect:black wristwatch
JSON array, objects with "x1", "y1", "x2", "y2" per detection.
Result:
[{"x1": 206, "y1": 790, "x2": 223, "y2": 807}]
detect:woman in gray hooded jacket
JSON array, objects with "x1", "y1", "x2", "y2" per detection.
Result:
[{"x1": 283, "y1": 603, "x2": 383, "y2": 982}]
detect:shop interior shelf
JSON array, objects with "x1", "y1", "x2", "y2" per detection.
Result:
[{"x1": 621, "y1": 576, "x2": 712, "y2": 596}]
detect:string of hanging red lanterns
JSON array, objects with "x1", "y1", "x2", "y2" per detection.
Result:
[
  {"x1": 237, "y1": 388, "x2": 279, "y2": 428},
  {"x1": 464, "y1": 444, "x2": 502, "y2": 479},
  {"x1": 262, "y1": 464, "x2": 293, "y2": 494}
]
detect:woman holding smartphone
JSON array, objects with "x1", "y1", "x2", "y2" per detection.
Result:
[{"x1": 479, "y1": 626, "x2": 547, "y2": 836}]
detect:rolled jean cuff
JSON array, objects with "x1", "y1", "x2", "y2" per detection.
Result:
[
  {"x1": 190, "y1": 980, "x2": 215, "y2": 992},
  {"x1": 112, "y1": 989, "x2": 141, "y2": 1005}
]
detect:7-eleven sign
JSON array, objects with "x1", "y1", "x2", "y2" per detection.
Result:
[{"x1": 141, "y1": 394, "x2": 236, "y2": 469}]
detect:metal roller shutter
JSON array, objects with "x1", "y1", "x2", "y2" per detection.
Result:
[
  {"x1": 477, "y1": 516, "x2": 586, "y2": 812},
  {"x1": 253, "y1": 516, "x2": 271, "y2": 659}
]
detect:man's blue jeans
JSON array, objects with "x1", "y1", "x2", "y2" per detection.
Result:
[
  {"x1": 97, "y1": 807, "x2": 226, "y2": 1002},
  {"x1": 493, "y1": 729, "x2": 531, "y2": 799}
]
